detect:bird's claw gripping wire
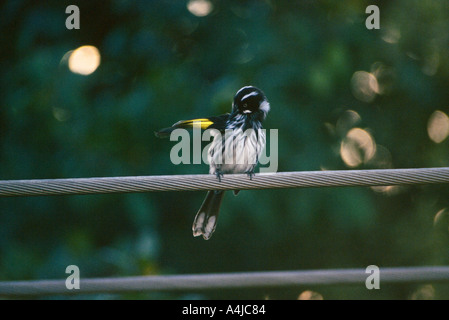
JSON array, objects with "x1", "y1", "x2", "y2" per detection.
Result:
[
  {"x1": 245, "y1": 170, "x2": 255, "y2": 180},
  {"x1": 215, "y1": 170, "x2": 224, "y2": 182}
]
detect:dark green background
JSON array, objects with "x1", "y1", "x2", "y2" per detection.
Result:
[{"x1": 1, "y1": 0, "x2": 449, "y2": 299}]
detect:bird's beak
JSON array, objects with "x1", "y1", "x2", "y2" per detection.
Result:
[{"x1": 243, "y1": 110, "x2": 252, "y2": 114}]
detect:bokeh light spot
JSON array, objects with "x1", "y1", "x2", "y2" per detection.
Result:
[
  {"x1": 371, "y1": 185, "x2": 400, "y2": 195},
  {"x1": 68, "y1": 45, "x2": 101, "y2": 76},
  {"x1": 336, "y1": 110, "x2": 362, "y2": 137},
  {"x1": 350, "y1": 71, "x2": 379, "y2": 103},
  {"x1": 340, "y1": 128, "x2": 376, "y2": 167},
  {"x1": 427, "y1": 110, "x2": 449, "y2": 143},
  {"x1": 52, "y1": 107, "x2": 71, "y2": 122},
  {"x1": 187, "y1": 0, "x2": 213, "y2": 17},
  {"x1": 381, "y1": 26, "x2": 401, "y2": 44},
  {"x1": 368, "y1": 145, "x2": 401, "y2": 195},
  {"x1": 298, "y1": 290, "x2": 324, "y2": 300},
  {"x1": 433, "y1": 208, "x2": 449, "y2": 232},
  {"x1": 410, "y1": 284, "x2": 435, "y2": 300}
]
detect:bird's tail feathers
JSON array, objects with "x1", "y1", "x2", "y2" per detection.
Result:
[{"x1": 192, "y1": 190, "x2": 225, "y2": 240}]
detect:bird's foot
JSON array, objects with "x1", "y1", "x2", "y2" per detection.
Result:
[
  {"x1": 245, "y1": 170, "x2": 255, "y2": 180},
  {"x1": 215, "y1": 170, "x2": 224, "y2": 182}
]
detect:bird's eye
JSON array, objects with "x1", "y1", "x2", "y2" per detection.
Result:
[{"x1": 243, "y1": 103, "x2": 248, "y2": 108}]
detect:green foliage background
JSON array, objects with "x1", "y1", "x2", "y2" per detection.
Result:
[{"x1": 1, "y1": 0, "x2": 449, "y2": 299}]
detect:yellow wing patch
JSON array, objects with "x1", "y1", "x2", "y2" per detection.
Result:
[{"x1": 173, "y1": 118, "x2": 214, "y2": 129}]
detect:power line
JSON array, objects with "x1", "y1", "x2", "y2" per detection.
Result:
[
  {"x1": 1, "y1": 266, "x2": 448, "y2": 297},
  {"x1": 1, "y1": 167, "x2": 449, "y2": 197}
]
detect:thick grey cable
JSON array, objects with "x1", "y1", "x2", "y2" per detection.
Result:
[
  {"x1": 0, "y1": 266, "x2": 448, "y2": 296},
  {"x1": 1, "y1": 167, "x2": 449, "y2": 197}
]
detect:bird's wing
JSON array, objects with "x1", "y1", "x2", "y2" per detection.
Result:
[
  {"x1": 207, "y1": 114, "x2": 229, "y2": 131},
  {"x1": 155, "y1": 114, "x2": 229, "y2": 138}
]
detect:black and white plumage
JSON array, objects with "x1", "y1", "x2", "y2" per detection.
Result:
[{"x1": 156, "y1": 86, "x2": 270, "y2": 240}]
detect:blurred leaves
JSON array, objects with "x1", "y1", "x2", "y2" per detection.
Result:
[{"x1": 1, "y1": 0, "x2": 449, "y2": 299}]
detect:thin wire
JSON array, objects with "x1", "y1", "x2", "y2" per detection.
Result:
[
  {"x1": 0, "y1": 266, "x2": 448, "y2": 296},
  {"x1": 1, "y1": 167, "x2": 449, "y2": 197}
]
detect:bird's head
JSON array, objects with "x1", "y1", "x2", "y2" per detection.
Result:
[{"x1": 232, "y1": 86, "x2": 270, "y2": 120}]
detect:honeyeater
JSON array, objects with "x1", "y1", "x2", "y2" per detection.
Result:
[{"x1": 156, "y1": 86, "x2": 270, "y2": 239}]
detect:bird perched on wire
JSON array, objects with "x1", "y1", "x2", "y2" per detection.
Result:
[{"x1": 156, "y1": 86, "x2": 270, "y2": 240}]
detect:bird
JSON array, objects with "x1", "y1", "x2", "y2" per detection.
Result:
[{"x1": 155, "y1": 86, "x2": 270, "y2": 240}]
